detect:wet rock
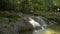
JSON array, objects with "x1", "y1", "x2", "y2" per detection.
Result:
[
  {"x1": 0, "y1": 16, "x2": 56, "y2": 34},
  {"x1": 0, "y1": 18, "x2": 34, "y2": 34}
]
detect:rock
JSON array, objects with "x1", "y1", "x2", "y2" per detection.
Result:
[
  {"x1": 0, "y1": 16, "x2": 55, "y2": 34},
  {"x1": 16, "y1": 18, "x2": 34, "y2": 32},
  {"x1": 0, "y1": 18, "x2": 34, "y2": 34}
]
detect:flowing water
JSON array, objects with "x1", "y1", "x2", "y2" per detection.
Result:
[
  {"x1": 20, "y1": 16, "x2": 60, "y2": 34},
  {"x1": 20, "y1": 24, "x2": 60, "y2": 34}
]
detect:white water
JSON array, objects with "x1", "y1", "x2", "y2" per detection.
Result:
[
  {"x1": 20, "y1": 16, "x2": 59, "y2": 34},
  {"x1": 36, "y1": 17, "x2": 48, "y2": 27},
  {"x1": 29, "y1": 17, "x2": 41, "y2": 27},
  {"x1": 28, "y1": 17, "x2": 44, "y2": 31},
  {"x1": 28, "y1": 17, "x2": 55, "y2": 32}
]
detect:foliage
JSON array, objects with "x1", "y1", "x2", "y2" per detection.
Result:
[{"x1": 0, "y1": 0, "x2": 60, "y2": 22}]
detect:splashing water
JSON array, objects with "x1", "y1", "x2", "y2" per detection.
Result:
[
  {"x1": 28, "y1": 17, "x2": 44, "y2": 31},
  {"x1": 31, "y1": 17, "x2": 48, "y2": 27},
  {"x1": 29, "y1": 17, "x2": 41, "y2": 27}
]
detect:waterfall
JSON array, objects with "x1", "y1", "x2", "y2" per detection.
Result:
[
  {"x1": 32, "y1": 16, "x2": 55, "y2": 27},
  {"x1": 20, "y1": 16, "x2": 56, "y2": 32},
  {"x1": 29, "y1": 17, "x2": 40, "y2": 27},
  {"x1": 37, "y1": 17, "x2": 48, "y2": 27},
  {"x1": 31, "y1": 17, "x2": 48, "y2": 27},
  {"x1": 28, "y1": 17, "x2": 44, "y2": 31}
]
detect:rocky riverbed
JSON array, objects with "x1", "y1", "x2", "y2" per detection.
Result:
[{"x1": 0, "y1": 16, "x2": 57, "y2": 34}]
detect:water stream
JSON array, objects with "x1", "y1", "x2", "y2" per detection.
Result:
[
  {"x1": 20, "y1": 25, "x2": 60, "y2": 34},
  {"x1": 20, "y1": 16, "x2": 60, "y2": 34}
]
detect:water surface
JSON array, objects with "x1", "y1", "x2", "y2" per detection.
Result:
[{"x1": 20, "y1": 25, "x2": 60, "y2": 34}]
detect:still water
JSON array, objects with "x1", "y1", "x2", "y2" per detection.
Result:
[{"x1": 20, "y1": 25, "x2": 60, "y2": 34}]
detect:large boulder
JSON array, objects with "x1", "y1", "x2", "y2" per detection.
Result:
[{"x1": 0, "y1": 17, "x2": 34, "y2": 34}]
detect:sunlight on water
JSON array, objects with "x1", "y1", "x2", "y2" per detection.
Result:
[
  {"x1": 45, "y1": 29, "x2": 56, "y2": 34},
  {"x1": 44, "y1": 25, "x2": 60, "y2": 34},
  {"x1": 20, "y1": 25, "x2": 60, "y2": 34}
]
